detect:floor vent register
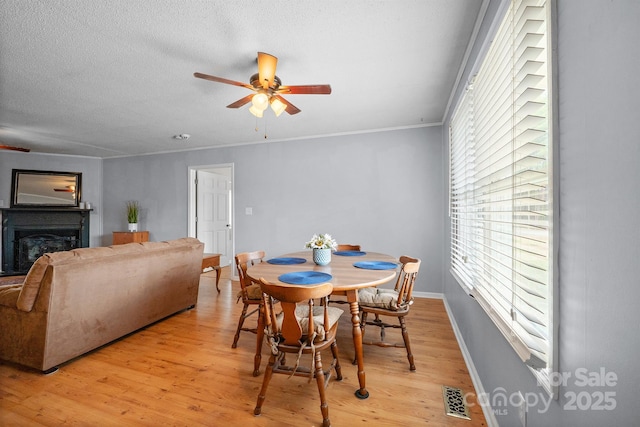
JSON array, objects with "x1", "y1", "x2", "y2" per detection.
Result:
[{"x1": 442, "y1": 385, "x2": 471, "y2": 420}]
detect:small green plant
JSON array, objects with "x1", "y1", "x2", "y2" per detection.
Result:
[{"x1": 126, "y1": 201, "x2": 139, "y2": 224}]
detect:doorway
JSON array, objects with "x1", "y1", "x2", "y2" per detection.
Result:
[{"x1": 188, "y1": 164, "x2": 234, "y2": 268}]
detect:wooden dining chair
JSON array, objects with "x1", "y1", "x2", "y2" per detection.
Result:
[
  {"x1": 336, "y1": 244, "x2": 361, "y2": 251},
  {"x1": 329, "y1": 244, "x2": 361, "y2": 306},
  {"x1": 254, "y1": 278, "x2": 344, "y2": 427},
  {"x1": 232, "y1": 251, "x2": 266, "y2": 350},
  {"x1": 357, "y1": 256, "x2": 421, "y2": 371}
]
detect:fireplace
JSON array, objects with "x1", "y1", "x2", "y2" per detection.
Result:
[
  {"x1": 16, "y1": 232, "x2": 81, "y2": 272},
  {"x1": 1, "y1": 208, "x2": 91, "y2": 274}
]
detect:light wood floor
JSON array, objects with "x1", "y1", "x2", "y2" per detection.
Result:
[{"x1": 1, "y1": 268, "x2": 487, "y2": 426}]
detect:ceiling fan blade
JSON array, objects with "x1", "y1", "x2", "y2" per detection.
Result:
[
  {"x1": 257, "y1": 52, "x2": 278, "y2": 89},
  {"x1": 273, "y1": 95, "x2": 301, "y2": 115},
  {"x1": 194, "y1": 72, "x2": 254, "y2": 90},
  {"x1": 0, "y1": 144, "x2": 30, "y2": 152},
  {"x1": 226, "y1": 94, "x2": 254, "y2": 109},
  {"x1": 277, "y1": 84, "x2": 332, "y2": 95}
]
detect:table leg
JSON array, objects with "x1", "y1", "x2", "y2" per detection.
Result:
[
  {"x1": 213, "y1": 266, "x2": 221, "y2": 293},
  {"x1": 348, "y1": 295, "x2": 369, "y2": 399},
  {"x1": 201, "y1": 254, "x2": 222, "y2": 293}
]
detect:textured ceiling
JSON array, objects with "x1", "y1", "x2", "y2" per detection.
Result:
[{"x1": 0, "y1": 0, "x2": 484, "y2": 158}]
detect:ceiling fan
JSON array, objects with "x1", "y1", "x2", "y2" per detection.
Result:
[
  {"x1": 194, "y1": 52, "x2": 331, "y2": 117},
  {"x1": 0, "y1": 144, "x2": 30, "y2": 152}
]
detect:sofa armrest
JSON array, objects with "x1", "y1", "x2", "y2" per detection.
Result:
[
  {"x1": 17, "y1": 257, "x2": 50, "y2": 312},
  {"x1": 0, "y1": 284, "x2": 22, "y2": 307}
]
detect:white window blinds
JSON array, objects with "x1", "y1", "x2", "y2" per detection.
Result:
[{"x1": 449, "y1": 0, "x2": 554, "y2": 384}]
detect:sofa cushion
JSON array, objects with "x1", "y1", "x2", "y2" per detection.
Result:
[
  {"x1": 16, "y1": 256, "x2": 51, "y2": 312},
  {"x1": 110, "y1": 243, "x2": 146, "y2": 254},
  {"x1": 0, "y1": 275, "x2": 27, "y2": 286},
  {"x1": 14, "y1": 238, "x2": 205, "y2": 312},
  {"x1": 64, "y1": 246, "x2": 116, "y2": 261}
]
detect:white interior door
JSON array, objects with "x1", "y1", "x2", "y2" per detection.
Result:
[{"x1": 196, "y1": 169, "x2": 232, "y2": 266}]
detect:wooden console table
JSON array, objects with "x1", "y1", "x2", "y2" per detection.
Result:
[
  {"x1": 112, "y1": 231, "x2": 149, "y2": 245},
  {"x1": 202, "y1": 253, "x2": 222, "y2": 292}
]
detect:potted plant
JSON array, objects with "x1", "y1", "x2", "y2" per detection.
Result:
[
  {"x1": 126, "y1": 201, "x2": 140, "y2": 232},
  {"x1": 305, "y1": 233, "x2": 337, "y2": 265}
]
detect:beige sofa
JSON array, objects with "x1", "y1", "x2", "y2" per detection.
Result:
[{"x1": 0, "y1": 237, "x2": 204, "y2": 373}]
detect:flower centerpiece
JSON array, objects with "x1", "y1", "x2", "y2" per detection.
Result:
[{"x1": 305, "y1": 233, "x2": 337, "y2": 266}]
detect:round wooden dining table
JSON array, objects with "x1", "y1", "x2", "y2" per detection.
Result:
[{"x1": 247, "y1": 250, "x2": 397, "y2": 399}]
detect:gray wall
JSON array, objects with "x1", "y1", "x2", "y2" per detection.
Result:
[
  {"x1": 103, "y1": 126, "x2": 445, "y2": 293},
  {"x1": 0, "y1": 151, "x2": 103, "y2": 247},
  {"x1": 443, "y1": 1, "x2": 640, "y2": 425},
  {"x1": 1, "y1": 126, "x2": 444, "y2": 297}
]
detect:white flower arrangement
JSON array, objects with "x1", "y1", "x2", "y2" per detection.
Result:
[{"x1": 304, "y1": 233, "x2": 338, "y2": 250}]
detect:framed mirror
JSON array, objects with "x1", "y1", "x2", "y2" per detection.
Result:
[{"x1": 11, "y1": 169, "x2": 82, "y2": 208}]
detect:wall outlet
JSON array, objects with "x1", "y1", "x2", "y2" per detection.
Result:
[
  {"x1": 517, "y1": 391, "x2": 527, "y2": 427},
  {"x1": 245, "y1": 207, "x2": 253, "y2": 215}
]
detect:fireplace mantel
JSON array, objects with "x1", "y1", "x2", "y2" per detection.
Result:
[{"x1": 1, "y1": 208, "x2": 91, "y2": 274}]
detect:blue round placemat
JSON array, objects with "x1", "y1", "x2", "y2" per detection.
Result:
[
  {"x1": 278, "y1": 271, "x2": 332, "y2": 285},
  {"x1": 267, "y1": 257, "x2": 307, "y2": 265},
  {"x1": 353, "y1": 261, "x2": 397, "y2": 270},
  {"x1": 333, "y1": 251, "x2": 367, "y2": 256}
]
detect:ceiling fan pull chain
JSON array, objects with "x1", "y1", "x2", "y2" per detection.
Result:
[{"x1": 264, "y1": 115, "x2": 268, "y2": 139}]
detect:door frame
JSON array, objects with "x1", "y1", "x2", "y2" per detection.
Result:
[{"x1": 187, "y1": 163, "x2": 235, "y2": 275}]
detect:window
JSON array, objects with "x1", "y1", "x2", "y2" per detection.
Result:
[{"x1": 449, "y1": 0, "x2": 556, "y2": 394}]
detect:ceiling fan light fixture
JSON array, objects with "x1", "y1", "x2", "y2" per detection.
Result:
[
  {"x1": 249, "y1": 105, "x2": 264, "y2": 118},
  {"x1": 270, "y1": 98, "x2": 286, "y2": 117},
  {"x1": 251, "y1": 92, "x2": 269, "y2": 111}
]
